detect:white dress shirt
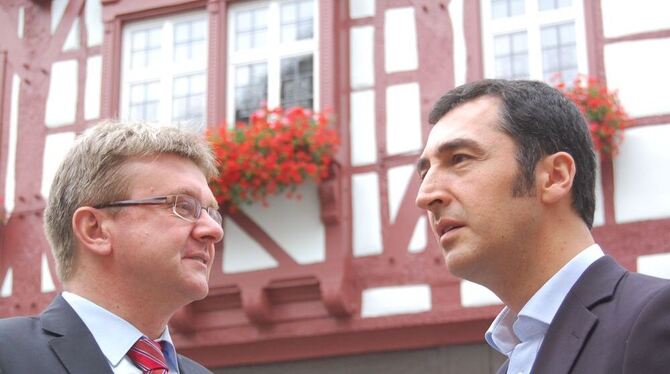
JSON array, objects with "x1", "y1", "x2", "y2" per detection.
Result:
[
  {"x1": 485, "y1": 244, "x2": 605, "y2": 374},
  {"x1": 62, "y1": 291, "x2": 180, "y2": 373}
]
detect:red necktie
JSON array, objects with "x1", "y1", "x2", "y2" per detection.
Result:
[{"x1": 127, "y1": 336, "x2": 169, "y2": 374}]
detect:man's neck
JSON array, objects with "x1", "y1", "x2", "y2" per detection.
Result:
[
  {"x1": 498, "y1": 220, "x2": 595, "y2": 313},
  {"x1": 64, "y1": 280, "x2": 176, "y2": 339}
]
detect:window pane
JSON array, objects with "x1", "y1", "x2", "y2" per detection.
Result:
[
  {"x1": 175, "y1": 22, "x2": 190, "y2": 43},
  {"x1": 491, "y1": 0, "x2": 507, "y2": 19},
  {"x1": 235, "y1": 7, "x2": 268, "y2": 50},
  {"x1": 538, "y1": 0, "x2": 554, "y2": 11},
  {"x1": 512, "y1": 32, "x2": 527, "y2": 53},
  {"x1": 281, "y1": 0, "x2": 313, "y2": 42},
  {"x1": 541, "y1": 27, "x2": 558, "y2": 48},
  {"x1": 559, "y1": 23, "x2": 575, "y2": 44},
  {"x1": 510, "y1": 0, "x2": 524, "y2": 16},
  {"x1": 174, "y1": 19, "x2": 207, "y2": 63},
  {"x1": 132, "y1": 30, "x2": 147, "y2": 50},
  {"x1": 513, "y1": 55, "x2": 528, "y2": 78},
  {"x1": 237, "y1": 11, "x2": 252, "y2": 32},
  {"x1": 495, "y1": 57, "x2": 512, "y2": 78},
  {"x1": 148, "y1": 28, "x2": 162, "y2": 48},
  {"x1": 494, "y1": 35, "x2": 511, "y2": 56},
  {"x1": 280, "y1": 55, "x2": 313, "y2": 110},
  {"x1": 235, "y1": 63, "x2": 268, "y2": 124},
  {"x1": 543, "y1": 48, "x2": 559, "y2": 71},
  {"x1": 172, "y1": 73, "x2": 206, "y2": 123}
]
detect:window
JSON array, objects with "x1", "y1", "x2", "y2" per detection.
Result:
[
  {"x1": 481, "y1": 0, "x2": 586, "y2": 83},
  {"x1": 121, "y1": 11, "x2": 208, "y2": 131},
  {"x1": 227, "y1": 0, "x2": 318, "y2": 126}
]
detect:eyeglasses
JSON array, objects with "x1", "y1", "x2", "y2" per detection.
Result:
[{"x1": 94, "y1": 194, "x2": 223, "y2": 226}]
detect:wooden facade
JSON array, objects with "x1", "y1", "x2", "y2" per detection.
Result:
[{"x1": 1, "y1": 0, "x2": 669, "y2": 371}]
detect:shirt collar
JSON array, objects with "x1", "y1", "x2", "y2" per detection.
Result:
[
  {"x1": 61, "y1": 291, "x2": 179, "y2": 371},
  {"x1": 485, "y1": 244, "x2": 604, "y2": 354}
]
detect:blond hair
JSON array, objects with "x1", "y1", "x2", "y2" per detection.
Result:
[{"x1": 44, "y1": 120, "x2": 217, "y2": 280}]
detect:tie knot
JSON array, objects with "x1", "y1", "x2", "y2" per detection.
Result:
[{"x1": 128, "y1": 336, "x2": 169, "y2": 374}]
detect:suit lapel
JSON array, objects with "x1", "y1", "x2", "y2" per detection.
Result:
[
  {"x1": 530, "y1": 256, "x2": 626, "y2": 373},
  {"x1": 40, "y1": 295, "x2": 113, "y2": 374}
]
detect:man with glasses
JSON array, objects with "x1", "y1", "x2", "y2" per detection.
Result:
[{"x1": 0, "y1": 121, "x2": 224, "y2": 373}]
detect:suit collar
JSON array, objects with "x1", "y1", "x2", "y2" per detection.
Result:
[
  {"x1": 40, "y1": 294, "x2": 114, "y2": 374},
  {"x1": 529, "y1": 256, "x2": 626, "y2": 373}
]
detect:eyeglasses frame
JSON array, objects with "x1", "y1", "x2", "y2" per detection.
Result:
[{"x1": 94, "y1": 194, "x2": 223, "y2": 226}]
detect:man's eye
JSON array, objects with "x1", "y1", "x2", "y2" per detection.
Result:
[{"x1": 452, "y1": 154, "x2": 470, "y2": 164}]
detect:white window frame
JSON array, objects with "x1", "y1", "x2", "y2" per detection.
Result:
[
  {"x1": 481, "y1": 0, "x2": 588, "y2": 81},
  {"x1": 120, "y1": 10, "x2": 208, "y2": 127},
  {"x1": 226, "y1": 0, "x2": 320, "y2": 127}
]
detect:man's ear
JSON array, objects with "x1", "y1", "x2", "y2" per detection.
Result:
[
  {"x1": 72, "y1": 207, "x2": 112, "y2": 256},
  {"x1": 537, "y1": 151, "x2": 576, "y2": 204}
]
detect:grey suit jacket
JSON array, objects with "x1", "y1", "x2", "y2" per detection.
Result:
[
  {"x1": 0, "y1": 295, "x2": 212, "y2": 374},
  {"x1": 496, "y1": 256, "x2": 670, "y2": 374}
]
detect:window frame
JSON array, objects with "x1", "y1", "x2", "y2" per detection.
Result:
[
  {"x1": 481, "y1": 0, "x2": 588, "y2": 82},
  {"x1": 226, "y1": 0, "x2": 320, "y2": 127}
]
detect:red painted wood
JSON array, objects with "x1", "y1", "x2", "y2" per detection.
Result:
[{"x1": 1, "y1": 0, "x2": 669, "y2": 369}]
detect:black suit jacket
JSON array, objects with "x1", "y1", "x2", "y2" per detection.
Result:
[
  {"x1": 0, "y1": 295, "x2": 212, "y2": 374},
  {"x1": 496, "y1": 256, "x2": 670, "y2": 374}
]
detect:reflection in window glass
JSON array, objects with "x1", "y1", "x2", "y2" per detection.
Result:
[
  {"x1": 235, "y1": 7, "x2": 268, "y2": 50},
  {"x1": 281, "y1": 55, "x2": 313, "y2": 110},
  {"x1": 129, "y1": 81, "x2": 160, "y2": 121},
  {"x1": 131, "y1": 27, "x2": 161, "y2": 68},
  {"x1": 494, "y1": 32, "x2": 528, "y2": 79},
  {"x1": 541, "y1": 22, "x2": 577, "y2": 82},
  {"x1": 491, "y1": 0, "x2": 524, "y2": 19},
  {"x1": 174, "y1": 19, "x2": 207, "y2": 63},
  {"x1": 281, "y1": 0, "x2": 314, "y2": 42},
  {"x1": 235, "y1": 63, "x2": 268, "y2": 124},
  {"x1": 538, "y1": 0, "x2": 572, "y2": 11},
  {"x1": 172, "y1": 73, "x2": 206, "y2": 128}
]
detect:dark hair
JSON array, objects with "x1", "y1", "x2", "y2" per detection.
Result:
[{"x1": 429, "y1": 79, "x2": 596, "y2": 228}]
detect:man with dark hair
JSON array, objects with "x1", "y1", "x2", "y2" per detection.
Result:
[
  {"x1": 416, "y1": 79, "x2": 670, "y2": 373},
  {"x1": 0, "y1": 121, "x2": 224, "y2": 373}
]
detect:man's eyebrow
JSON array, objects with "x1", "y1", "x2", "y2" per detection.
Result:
[{"x1": 435, "y1": 137, "x2": 484, "y2": 155}]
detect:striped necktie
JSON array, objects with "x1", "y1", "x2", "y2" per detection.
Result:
[{"x1": 127, "y1": 336, "x2": 169, "y2": 374}]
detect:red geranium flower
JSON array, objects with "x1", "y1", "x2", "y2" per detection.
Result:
[{"x1": 207, "y1": 107, "x2": 339, "y2": 209}]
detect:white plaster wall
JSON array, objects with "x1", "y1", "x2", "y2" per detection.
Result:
[
  {"x1": 240, "y1": 183, "x2": 325, "y2": 265},
  {"x1": 637, "y1": 252, "x2": 670, "y2": 279},
  {"x1": 41, "y1": 252, "x2": 56, "y2": 292},
  {"x1": 350, "y1": 90, "x2": 377, "y2": 166},
  {"x1": 350, "y1": 26, "x2": 375, "y2": 89},
  {"x1": 17, "y1": 7, "x2": 24, "y2": 38},
  {"x1": 387, "y1": 164, "x2": 414, "y2": 224},
  {"x1": 85, "y1": 0, "x2": 103, "y2": 47},
  {"x1": 51, "y1": 0, "x2": 68, "y2": 34},
  {"x1": 449, "y1": 0, "x2": 467, "y2": 87},
  {"x1": 85, "y1": 55, "x2": 102, "y2": 120},
  {"x1": 460, "y1": 280, "x2": 502, "y2": 308},
  {"x1": 361, "y1": 284, "x2": 431, "y2": 317},
  {"x1": 408, "y1": 216, "x2": 427, "y2": 253},
  {"x1": 593, "y1": 158, "x2": 605, "y2": 227},
  {"x1": 614, "y1": 124, "x2": 670, "y2": 223},
  {"x1": 223, "y1": 218, "x2": 278, "y2": 274},
  {"x1": 601, "y1": 0, "x2": 670, "y2": 39},
  {"x1": 4, "y1": 75, "x2": 20, "y2": 217},
  {"x1": 605, "y1": 38, "x2": 670, "y2": 118},
  {"x1": 0, "y1": 268, "x2": 12, "y2": 297},
  {"x1": 63, "y1": 18, "x2": 79, "y2": 51},
  {"x1": 386, "y1": 82, "x2": 422, "y2": 155},
  {"x1": 45, "y1": 59, "x2": 78, "y2": 127},
  {"x1": 384, "y1": 7, "x2": 418, "y2": 73},
  {"x1": 350, "y1": 0, "x2": 375, "y2": 19},
  {"x1": 41, "y1": 132, "x2": 76, "y2": 198},
  {"x1": 352, "y1": 172, "x2": 383, "y2": 256}
]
